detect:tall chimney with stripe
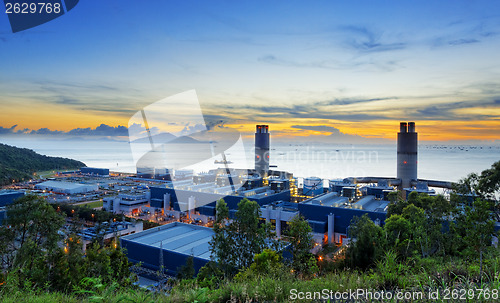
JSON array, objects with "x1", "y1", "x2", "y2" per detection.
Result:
[
  {"x1": 397, "y1": 122, "x2": 418, "y2": 189},
  {"x1": 255, "y1": 125, "x2": 270, "y2": 177}
]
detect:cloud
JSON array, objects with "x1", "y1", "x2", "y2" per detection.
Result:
[
  {"x1": 291, "y1": 125, "x2": 341, "y2": 134},
  {"x1": 66, "y1": 124, "x2": 129, "y2": 136},
  {"x1": 411, "y1": 99, "x2": 500, "y2": 121},
  {"x1": 2, "y1": 79, "x2": 147, "y2": 118},
  {"x1": 339, "y1": 25, "x2": 407, "y2": 53},
  {"x1": 447, "y1": 38, "x2": 479, "y2": 46},
  {"x1": 285, "y1": 124, "x2": 390, "y2": 144},
  {"x1": 30, "y1": 128, "x2": 64, "y2": 135},
  {"x1": 430, "y1": 18, "x2": 499, "y2": 48},
  {"x1": 258, "y1": 55, "x2": 337, "y2": 70},
  {"x1": 0, "y1": 125, "x2": 18, "y2": 134},
  {"x1": 258, "y1": 54, "x2": 400, "y2": 72},
  {"x1": 217, "y1": 96, "x2": 397, "y2": 122},
  {"x1": 205, "y1": 119, "x2": 227, "y2": 130},
  {"x1": 0, "y1": 124, "x2": 130, "y2": 137}
]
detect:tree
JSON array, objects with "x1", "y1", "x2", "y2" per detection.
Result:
[
  {"x1": 210, "y1": 199, "x2": 233, "y2": 277},
  {"x1": 196, "y1": 261, "x2": 223, "y2": 288},
  {"x1": 401, "y1": 204, "x2": 428, "y2": 257},
  {"x1": 383, "y1": 214, "x2": 411, "y2": 257},
  {"x1": 285, "y1": 215, "x2": 317, "y2": 276},
  {"x1": 386, "y1": 197, "x2": 409, "y2": 218},
  {"x1": 457, "y1": 199, "x2": 495, "y2": 279},
  {"x1": 0, "y1": 195, "x2": 134, "y2": 292},
  {"x1": 177, "y1": 255, "x2": 195, "y2": 280},
  {"x1": 234, "y1": 249, "x2": 288, "y2": 282},
  {"x1": 215, "y1": 198, "x2": 229, "y2": 224},
  {"x1": 456, "y1": 161, "x2": 500, "y2": 221},
  {"x1": 0, "y1": 195, "x2": 65, "y2": 281},
  {"x1": 476, "y1": 161, "x2": 500, "y2": 201},
  {"x1": 209, "y1": 198, "x2": 274, "y2": 277},
  {"x1": 346, "y1": 214, "x2": 385, "y2": 269},
  {"x1": 231, "y1": 199, "x2": 271, "y2": 269}
]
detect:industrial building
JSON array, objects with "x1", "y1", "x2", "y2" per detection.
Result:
[
  {"x1": 80, "y1": 167, "x2": 110, "y2": 176},
  {"x1": 150, "y1": 186, "x2": 290, "y2": 216},
  {"x1": 0, "y1": 191, "x2": 25, "y2": 225},
  {"x1": 104, "y1": 192, "x2": 151, "y2": 215},
  {"x1": 120, "y1": 222, "x2": 213, "y2": 275},
  {"x1": 117, "y1": 121, "x2": 470, "y2": 280},
  {"x1": 298, "y1": 193, "x2": 387, "y2": 244},
  {"x1": 80, "y1": 221, "x2": 143, "y2": 252},
  {"x1": 35, "y1": 180, "x2": 98, "y2": 194},
  {"x1": 0, "y1": 190, "x2": 25, "y2": 207}
]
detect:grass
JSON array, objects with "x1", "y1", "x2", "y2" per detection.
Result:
[
  {"x1": 78, "y1": 200, "x2": 104, "y2": 209},
  {"x1": 34, "y1": 170, "x2": 59, "y2": 179},
  {"x1": 1, "y1": 255, "x2": 499, "y2": 302}
]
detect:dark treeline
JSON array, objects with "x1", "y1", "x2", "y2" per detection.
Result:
[
  {"x1": 0, "y1": 143, "x2": 85, "y2": 185},
  {"x1": 54, "y1": 203, "x2": 124, "y2": 223}
]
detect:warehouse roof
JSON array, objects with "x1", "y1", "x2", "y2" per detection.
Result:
[
  {"x1": 36, "y1": 181, "x2": 90, "y2": 190},
  {"x1": 0, "y1": 190, "x2": 24, "y2": 196},
  {"x1": 120, "y1": 222, "x2": 214, "y2": 260}
]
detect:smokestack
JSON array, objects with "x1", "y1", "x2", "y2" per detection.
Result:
[
  {"x1": 400, "y1": 122, "x2": 407, "y2": 133},
  {"x1": 255, "y1": 125, "x2": 270, "y2": 176},
  {"x1": 397, "y1": 121, "x2": 418, "y2": 189}
]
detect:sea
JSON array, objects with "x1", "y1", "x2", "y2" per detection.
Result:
[{"x1": 1, "y1": 137, "x2": 499, "y2": 183}]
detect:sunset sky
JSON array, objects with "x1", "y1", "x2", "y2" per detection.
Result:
[{"x1": 1, "y1": 0, "x2": 499, "y2": 142}]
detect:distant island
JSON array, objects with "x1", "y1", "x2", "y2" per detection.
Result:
[
  {"x1": 130, "y1": 132, "x2": 212, "y2": 144},
  {"x1": 0, "y1": 143, "x2": 85, "y2": 185}
]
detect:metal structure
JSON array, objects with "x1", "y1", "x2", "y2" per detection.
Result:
[{"x1": 303, "y1": 177, "x2": 323, "y2": 196}]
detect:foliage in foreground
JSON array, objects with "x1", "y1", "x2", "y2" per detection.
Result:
[{"x1": 1, "y1": 253, "x2": 500, "y2": 302}]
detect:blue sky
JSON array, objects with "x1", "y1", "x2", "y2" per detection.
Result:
[{"x1": 1, "y1": 0, "x2": 499, "y2": 141}]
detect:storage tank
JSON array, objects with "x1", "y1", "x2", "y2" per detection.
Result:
[
  {"x1": 113, "y1": 198, "x2": 121, "y2": 214},
  {"x1": 303, "y1": 177, "x2": 323, "y2": 196},
  {"x1": 163, "y1": 193, "x2": 170, "y2": 211}
]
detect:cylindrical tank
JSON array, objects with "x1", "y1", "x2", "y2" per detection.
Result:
[
  {"x1": 255, "y1": 125, "x2": 270, "y2": 176},
  {"x1": 408, "y1": 122, "x2": 415, "y2": 133},
  {"x1": 328, "y1": 213, "x2": 334, "y2": 244},
  {"x1": 188, "y1": 196, "x2": 195, "y2": 214},
  {"x1": 397, "y1": 121, "x2": 418, "y2": 189},
  {"x1": 163, "y1": 193, "x2": 170, "y2": 211},
  {"x1": 304, "y1": 177, "x2": 323, "y2": 196},
  {"x1": 104, "y1": 198, "x2": 111, "y2": 211},
  {"x1": 276, "y1": 207, "x2": 282, "y2": 238},
  {"x1": 265, "y1": 205, "x2": 271, "y2": 224}
]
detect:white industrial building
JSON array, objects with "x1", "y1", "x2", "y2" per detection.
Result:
[{"x1": 35, "y1": 181, "x2": 98, "y2": 194}]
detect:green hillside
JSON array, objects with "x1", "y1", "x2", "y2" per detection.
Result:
[{"x1": 0, "y1": 143, "x2": 85, "y2": 185}]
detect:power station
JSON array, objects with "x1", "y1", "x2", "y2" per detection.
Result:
[
  {"x1": 255, "y1": 125, "x2": 270, "y2": 176},
  {"x1": 397, "y1": 122, "x2": 418, "y2": 189}
]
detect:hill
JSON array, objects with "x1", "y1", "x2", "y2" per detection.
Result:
[{"x1": 0, "y1": 143, "x2": 85, "y2": 185}]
